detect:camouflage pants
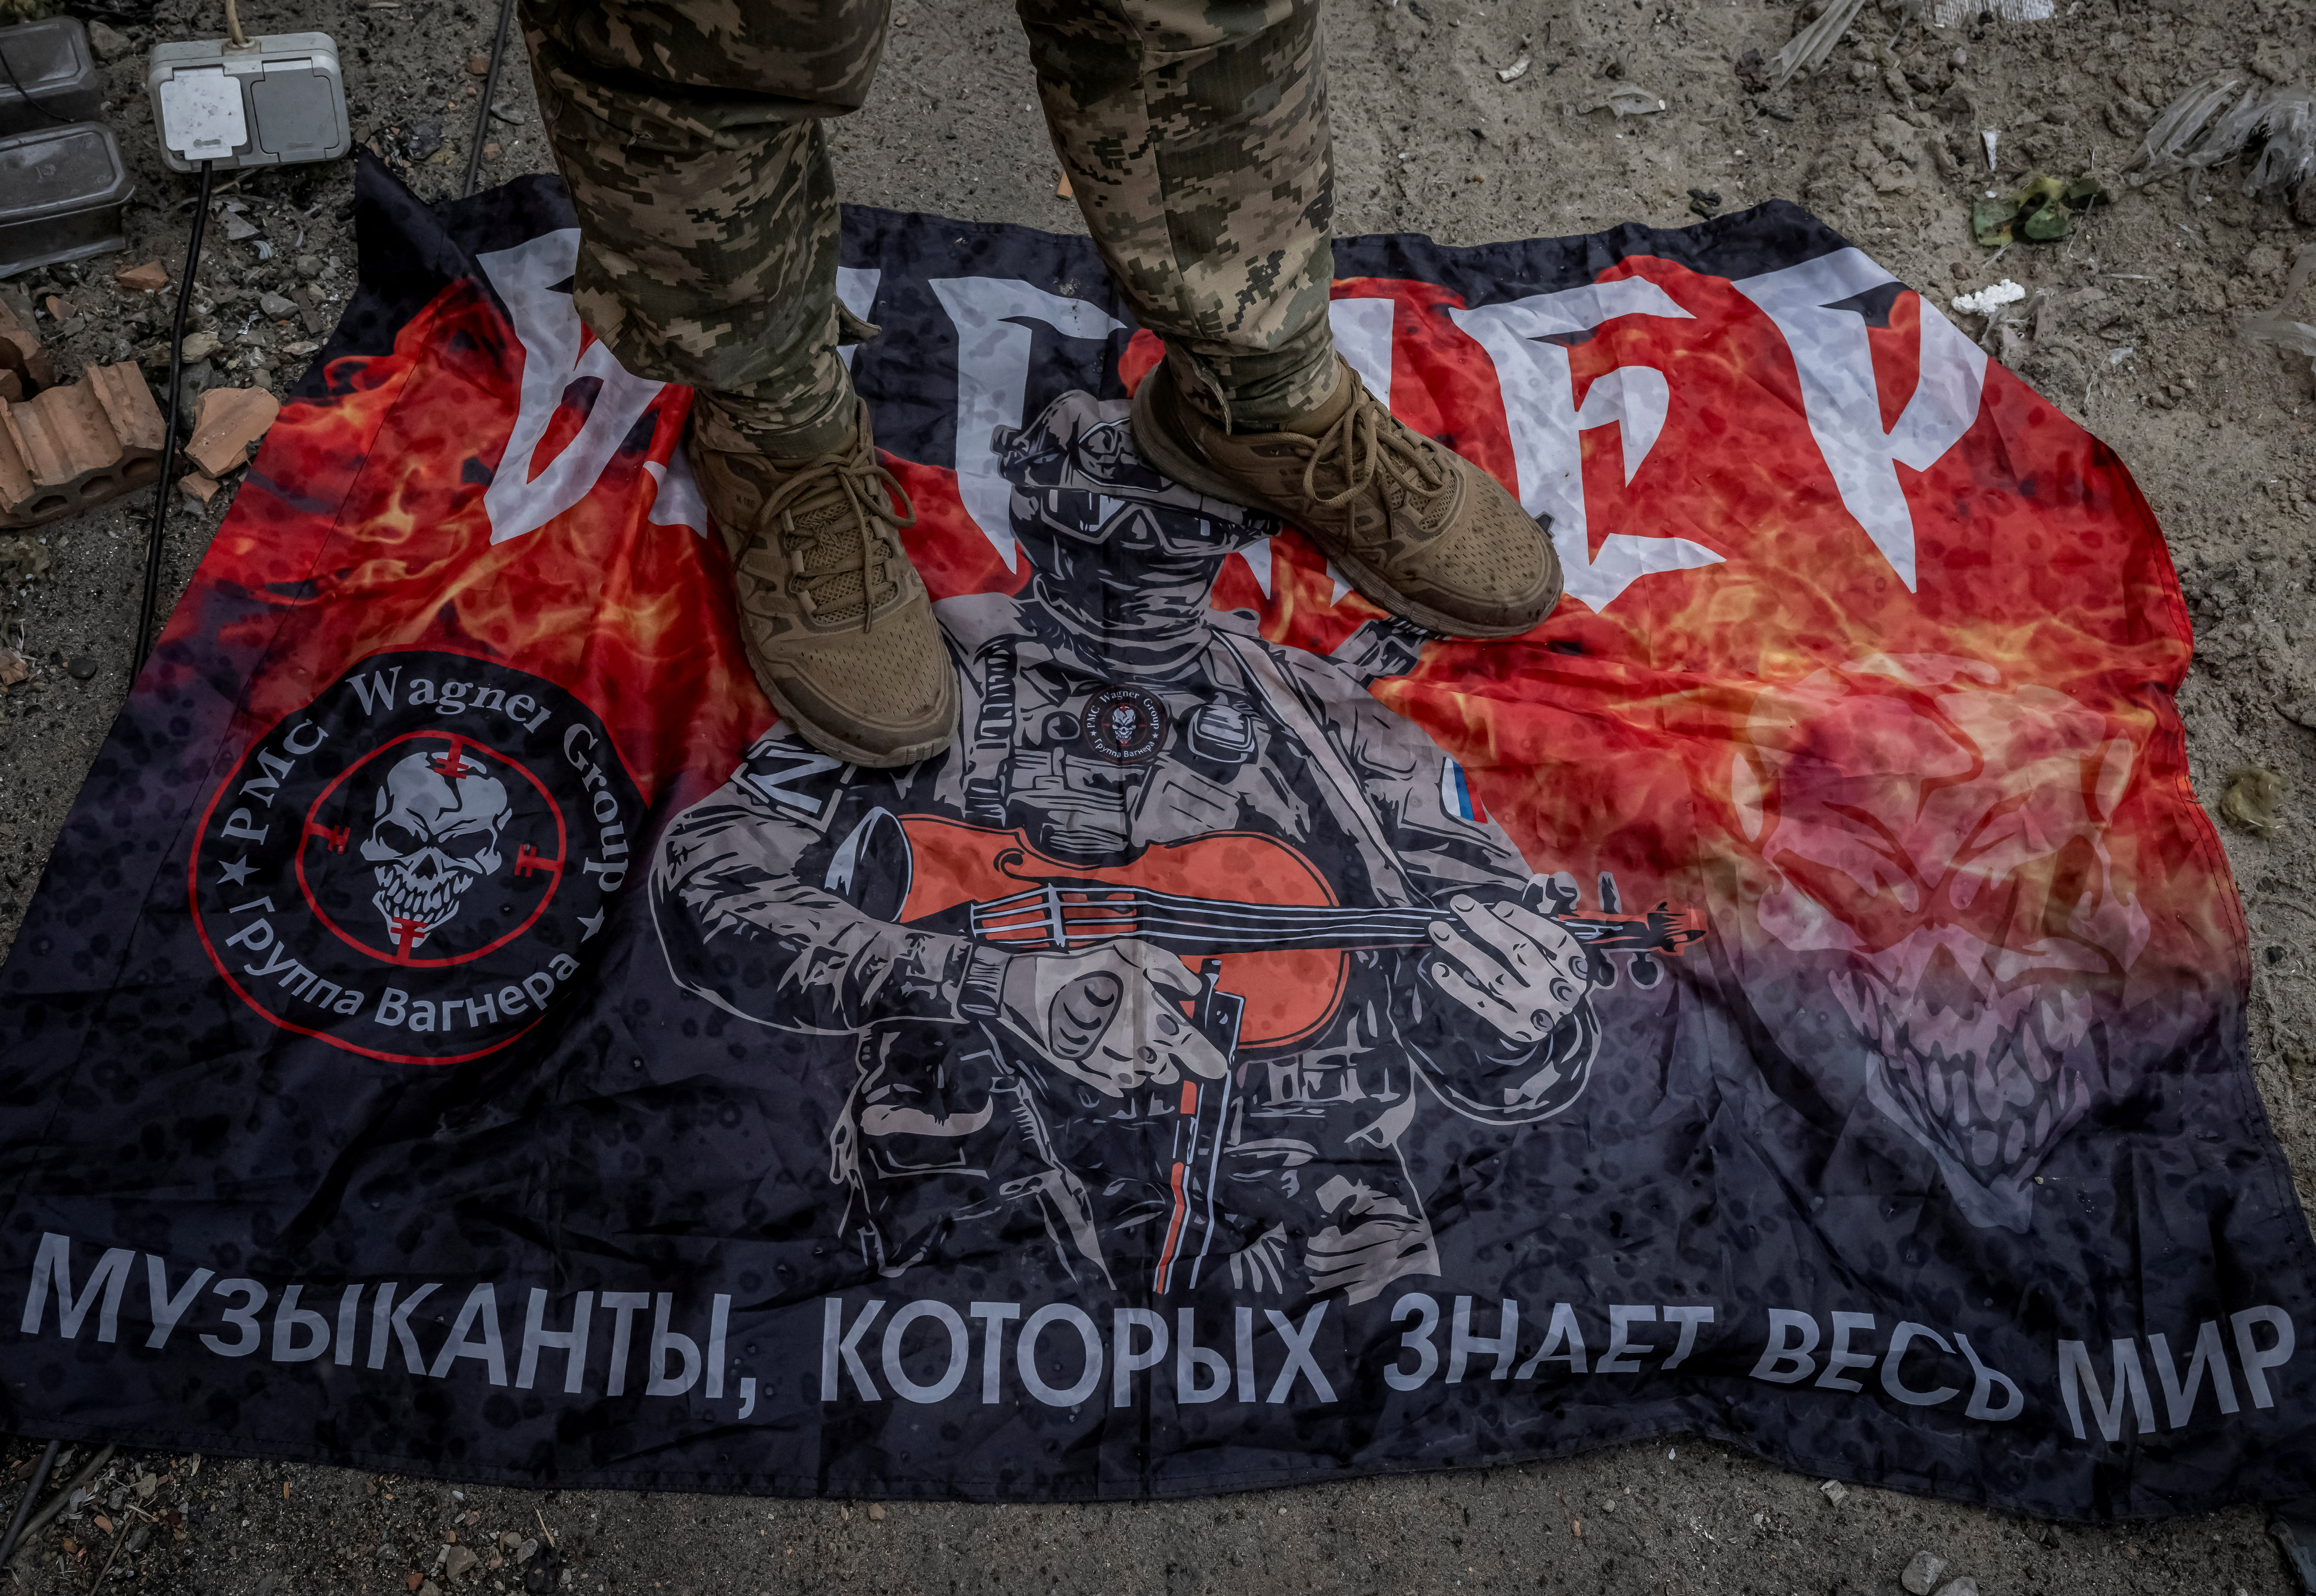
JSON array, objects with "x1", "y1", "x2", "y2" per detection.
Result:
[{"x1": 519, "y1": 0, "x2": 1340, "y2": 447}]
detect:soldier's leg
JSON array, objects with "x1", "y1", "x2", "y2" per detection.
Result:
[
  {"x1": 519, "y1": 0, "x2": 882, "y2": 455},
  {"x1": 521, "y1": 0, "x2": 958, "y2": 768},
  {"x1": 1020, "y1": 0, "x2": 1564, "y2": 641},
  {"x1": 1015, "y1": 0, "x2": 1338, "y2": 431}
]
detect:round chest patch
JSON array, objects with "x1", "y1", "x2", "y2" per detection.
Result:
[
  {"x1": 1081, "y1": 684, "x2": 1169, "y2": 765},
  {"x1": 190, "y1": 650, "x2": 642, "y2": 1065}
]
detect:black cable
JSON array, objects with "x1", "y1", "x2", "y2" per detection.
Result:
[
  {"x1": 135, "y1": 158, "x2": 215, "y2": 674},
  {"x1": 462, "y1": 0, "x2": 516, "y2": 199},
  {"x1": 0, "y1": 1440, "x2": 60, "y2": 1570}
]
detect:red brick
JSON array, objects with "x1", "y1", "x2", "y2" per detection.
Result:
[{"x1": 0, "y1": 362, "x2": 167, "y2": 528}]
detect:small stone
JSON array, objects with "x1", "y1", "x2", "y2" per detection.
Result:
[
  {"x1": 63, "y1": 655, "x2": 96, "y2": 681},
  {"x1": 1818, "y1": 1479, "x2": 1849, "y2": 1505},
  {"x1": 405, "y1": 121, "x2": 444, "y2": 162},
  {"x1": 515, "y1": 1538, "x2": 538, "y2": 1563},
  {"x1": 295, "y1": 254, "x2": 324, "y2": 279},
  {"x1": 376, "y1": 1541, "x2": 399, "y2": 1560},
  {"x1": 1903, "y1": 1552, "x2": 1948, "y2": 1595},
  {"x1": 1931, "y1": 1581, "x2": 1978, "y2": 1596},
  {"x1": 179, "y1": 330, "x2": 221, "y2": 362},
  {"x1": 257, "y1": 291, "x2": 298, "y2": 319},
  {"x1": 482, "y1": 140, "x2": 502, "y2": 161},
  {"x1": 867, "y1": 1504, "x2": 887, "y2": 1521},
  {"x1": 134, "y1": 1473, "x2": 157, "y2": 1499},
  {"x1": 444, "y1": 1544, "x2": 478, "y2": 1580},
  {"x1": 87, "y1": 19, "x2": 133, "y2": 59},
  {"x1": 115, "y1": 260, "x2": 170, "y2": 293},
  {"x1": 466, "y1": 51, "x2": 490, "y2": 74}
]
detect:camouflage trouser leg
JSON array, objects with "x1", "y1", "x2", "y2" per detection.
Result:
[
  {"x1": 1019, "y1": 0, "x2": 1340, "y2": 429},
  {"x1": 521, "y1": 0, "x2": 1339, "y2": 443},
  {"x1": 517, "y1": 0, "x2": 886, "y2": 451}
]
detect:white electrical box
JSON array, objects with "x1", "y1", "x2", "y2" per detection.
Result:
[{"x1": 148, "y1": 33, "x2": 350, "y2": 173}]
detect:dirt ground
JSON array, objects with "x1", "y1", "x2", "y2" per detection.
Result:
[{"x1": 4, "y1": 0, "x2": 2315, "y2": 1590}]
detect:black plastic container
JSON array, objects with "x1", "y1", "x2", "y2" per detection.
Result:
[
  {"x1": 0, "y1": 122, "x2": 134, "y2": 278},
  {"x1": 0, "y1": 18, "x2": 102, "y2": 136}
]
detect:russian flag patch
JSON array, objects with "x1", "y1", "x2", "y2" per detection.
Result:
[{"x1": 1440, "y1": 757, "x2": 1488, "y2": 824}]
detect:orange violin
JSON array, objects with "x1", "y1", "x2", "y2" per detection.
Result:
[{"x1": 892, "y1": 817, "x2": 1704, "y2": 1051}]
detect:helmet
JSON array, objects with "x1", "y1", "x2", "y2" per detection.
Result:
[{"x1": 994, "y1": 390, "x2": 1277, "y2": 557}]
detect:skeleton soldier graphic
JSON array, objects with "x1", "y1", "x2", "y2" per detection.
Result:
[{"x1": 651, "y1": 392, "x2": 1622, "y2": 1305}]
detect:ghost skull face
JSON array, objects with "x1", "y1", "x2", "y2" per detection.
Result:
[
  {"x1": 358, "y1": 742, "x2": 513, "y2": 949},
  {"x1": 1731, "y1": 655, "x2": 2150, "y2": 1231}
]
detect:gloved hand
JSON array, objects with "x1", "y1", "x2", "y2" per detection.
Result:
[
  {"x1": 994, "y1": 940, "x2": 1229, "y2": 1096},
  {"x1": 1422, "y1": 893, "x2": 1592, "y2": 1046}
]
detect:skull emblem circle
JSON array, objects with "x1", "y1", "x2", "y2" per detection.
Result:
[
  {"x1": 301, "y1": 730, "x2": 566, "y2": 964},
  {"x1": 358, "y1": 742, "x2": 515, "y2": 951},
  {"x1": 1081, "y1": 684, "x2": 1168, "y2": 764},
  {"x1": 194, "y1": 652, "x2": 633, "y2": 1064}
]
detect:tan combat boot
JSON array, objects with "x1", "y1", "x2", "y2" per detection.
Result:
[
  {"x1": 690, "y1": 400, "x2": 958, "y2": 767},
  {"x1": 1130, "y1": 356, "x2": 1562, "y2": 638}
]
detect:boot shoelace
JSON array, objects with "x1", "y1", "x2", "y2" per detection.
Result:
[
  {"x1": 758, "y1": 449, "x2": 918, "y2": 632},
  {"x1": 1294, "y1": 385, "x2": 1453, "y2": 540}
]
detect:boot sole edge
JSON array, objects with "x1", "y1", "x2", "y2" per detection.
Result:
[{"x1": 753, "y1": 666, "x2": 959, "y2": 770}]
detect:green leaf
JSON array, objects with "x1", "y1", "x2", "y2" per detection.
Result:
[{"x1": 2022, "y1": 198, "x2": 2074, "y2": 241}]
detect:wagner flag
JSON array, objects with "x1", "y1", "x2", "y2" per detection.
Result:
[{"x1": 2, "y1": 158, "x2": 2309, "y2": 1517}]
